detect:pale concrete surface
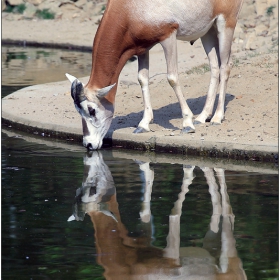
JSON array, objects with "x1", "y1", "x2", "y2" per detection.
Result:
[{"x1": 2, "y1": 17, "x2": 278, "y2": 161}]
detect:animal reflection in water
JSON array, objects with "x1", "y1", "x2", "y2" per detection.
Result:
[{"x1": 68, "y1": 152, "x2": 247, "y2": 279}]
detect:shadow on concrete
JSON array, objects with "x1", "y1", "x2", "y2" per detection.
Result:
[{"x1": 111, "y1": 93, "x2": 235, "y2": 131}]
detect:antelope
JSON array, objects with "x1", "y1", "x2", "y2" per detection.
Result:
[
  {"x1": 68, "y1": 152, "x2": 247, "y2": 279},
  {"x1": 66, "y1": 0, "x2": 244, "y2": 150}
]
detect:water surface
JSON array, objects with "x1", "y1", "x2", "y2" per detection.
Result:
[
  {"x1": 2, "y1": 130, "x2": 278, "y2": 279},
  {"x1": 2, "y1": 45, "x2": 92, "y2": 98}
]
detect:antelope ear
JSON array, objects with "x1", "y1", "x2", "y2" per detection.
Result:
[
  {"x1": 96, "y1": 83, "x2": 116, "y2": 98},
  {"x1": 70, "y1": 78, "x2": 87, "y2": 104},
  {"x1": 67, "y1": 215, "x2": 76, "y2": 222}
]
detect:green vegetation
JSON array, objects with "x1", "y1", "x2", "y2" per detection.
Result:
[
  {"x1": 4, "y1": 3, "x2": 55, "y2": 19},
  {"x1": 35, "y1": 9, "x2": 55, "y2": 20},
  {"x1": 100, "y1": 5, "x2": 106, "y2": 13},
  {"x1": 6, "y1": 51, "x2": 27, "y2": 62},
  {"x1": 4, "y1": 3, "x2": 26, "y2": 14},
  {"x1": 14, "y1": 3, "x2": 26, "y2": 14},
  {"x1": 266, "y1": 5, "x2": 276, "y2": 16},
  {"x1": 232, "y1": 56, "x2": 240, "y2": 67},
  {"x1": 186, "y1": 63, "x2": 211, "y2": 75},
  {"x1": 4, "y1": 4, "x2": 14, "y2": 13}
]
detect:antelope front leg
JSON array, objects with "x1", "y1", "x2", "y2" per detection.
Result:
[
  {"x1": 160, "y1": 32, "x2": 195, "y2": 134},
  {"x1": 134, "y1": 52, "x2": 154, "y2": 134}
]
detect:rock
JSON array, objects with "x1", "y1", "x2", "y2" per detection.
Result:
[
  {"x1": 239, "y1": 2, "x2": 255, "y2": 19},
  {"x1": 2, "y1": 0, "x2": 6, "y2": 11},
  {"x1": 23, "y1": 2, "x2": 36, "y2": 19},
  {"x1": 78, "y1": 1, "x2": 96, "y2": 20},
  {"x1": 59, "y1": 2, "x2": 82, "y2": 19},
  {"x1": 255, "y1": 0, "x2": 268, "y2": 16},
  {"x1": 269, "y1": 20, "x2": 278, "y2": 35},
  {"x1": 271, "y1": 35, "x2": 278, "y2": 42},
  {"x1": 75, "y1": 0, "x2": 87, "y2": 8},
  {"x1": 27, "y1": 0, "x2": 43, "y2": 6},
  {"x1": 233, "y1": 22, "x2": 244, "y2": 43},
  {"x1": 244, "y1": 32, "x2": 257, "y2": 50},
  {"x1": 37, "y1": 0, "x2": 62, "y2": 18},
  {"x1": 267, "y1": 0, "x2": 278, "y2": 5},
  {"x1": 255, "y1": 23, "x2": 269, "y2": 36},
  {"x1": 2, "y1": 12, "x2": 23, "y2": 20},
  {"x1": 91, "y1": 2, "x2": 107, "y2": 16},
  {"x1": 7, "y1": 0, "x2": 24, "y2": 6}
]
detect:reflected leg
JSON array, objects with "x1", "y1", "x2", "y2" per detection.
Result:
[
  {"x1": 215, "y1": 168, "x2": 247, "y2": 279},
  {"x1": 201, "y1": 167, "x2": 222, "y2": 233},
  {"x1": 137, "y1": 161, "x2": 154, "y2": 224},
  {"x1": 164, "y1": 166, "x2": 195, "y2": 262}
]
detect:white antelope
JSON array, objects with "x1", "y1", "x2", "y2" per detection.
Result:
[{"x1": 66, "y1": 0, "x2": 244, "y2": 150}]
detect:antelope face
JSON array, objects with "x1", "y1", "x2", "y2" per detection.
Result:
[
  {"x1": 67, "y1": 151, "x2": 117, "y2": 222},
  {"x1": 66, "y1": 74, "x2": 115, "y2": 150}
]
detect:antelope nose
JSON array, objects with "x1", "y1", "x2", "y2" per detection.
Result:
[{"x1": 86, "y1": 143, "x2": 94, "y2": 150}]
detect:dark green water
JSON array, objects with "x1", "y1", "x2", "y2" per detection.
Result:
[{"x1": 2, "y1": 46, "x2": 279, "y2": 279}]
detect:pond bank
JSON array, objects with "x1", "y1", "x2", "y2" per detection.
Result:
[{"x1": 2, "y1": 13, "x2": 278, "y2": 162}]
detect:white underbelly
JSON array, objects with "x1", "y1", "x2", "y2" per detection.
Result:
[
  {"x1": 176, "y1": 18, "x2": 216, "y2": 41},
  {"x1": 128, "y1": 0, "x2": 216, "y2": 41}
]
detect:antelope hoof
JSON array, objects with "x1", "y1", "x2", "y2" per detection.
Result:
[
  {"x1": 210, "y1": 121, "x2": 221, "y2": 126},
  {"x1": 193, "y1": 120, "x2": 203, "y2": 125},
  {"x1": 181, "y1": 126, "x2": 195, "y2": 134},
  {"x1": 133, "y1": 127, "x2": 149, "y2": 134}
]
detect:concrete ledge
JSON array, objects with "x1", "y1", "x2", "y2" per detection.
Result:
[
  {"x1": 2, "y1": 110, "x2": 278, "y2": 163},
  {"x1": 111, "y1": 128, "x2": 278, "y2": 162},
  {"x1": 2, "y1": 41, "x2": 278, "y2": 163},
  {"x1": 2, "y1": 128, "x2": 278, "y2": 174},
  {"x1": 2, "y1": 39, "x2": 93, "y2": 52}
]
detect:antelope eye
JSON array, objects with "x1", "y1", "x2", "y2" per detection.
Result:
[{"x1": 88, "y1": 106, "x2": 96, "y2": 117}]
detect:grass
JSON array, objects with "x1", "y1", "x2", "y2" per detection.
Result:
[
  {"x1": 35, "y1": 9, "x2": 55, "y2": 19},
  {"x1": 266, "y1": 5, "x2": 276, "y2": 16},
  {"x1": 4, "y1": 3, "x2": 26, "y2": 14},
  {"x1": 186, "y1": 63, "x2": 210, "y2": 75},
  {"x1": 14, "y1": 3, "x2": 26, "y2": 14},
  {"x1": 100, "y1": 5, "x2": 106, "y2": 13},
  {"x1": 4, "y1": 3, "x2": 55, "y2": 19},
  {"x1": 232, "y1": 57, "x2": 240, "y2": 67}
]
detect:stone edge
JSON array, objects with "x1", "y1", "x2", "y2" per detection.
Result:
[{"x1": 2, "y1": 115, "x2": 278, "y2": 163}]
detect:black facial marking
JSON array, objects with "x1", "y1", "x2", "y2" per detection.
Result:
[{"x1": 82, "y1": 118, "x2": 90, "y2": 136}]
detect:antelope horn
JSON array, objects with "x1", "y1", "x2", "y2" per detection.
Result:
[{"x1": 65, "y1": 73, "x2": 76, "y2": 83}]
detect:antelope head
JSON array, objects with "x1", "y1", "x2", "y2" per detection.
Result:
[
  {"x1": 67, "y1": 151, "x2": 117, "y2": 222},
  {"x1": 66, "y1": 73, "x2": 115, "y2": 150}
]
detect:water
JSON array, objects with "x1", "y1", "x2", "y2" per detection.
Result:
[
  {"x1": 2, "y1": 46, "x2": 279, "y2": 279},
  {"x1": 2, "y1": 45, "x2": 92, "y2": 98}
]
